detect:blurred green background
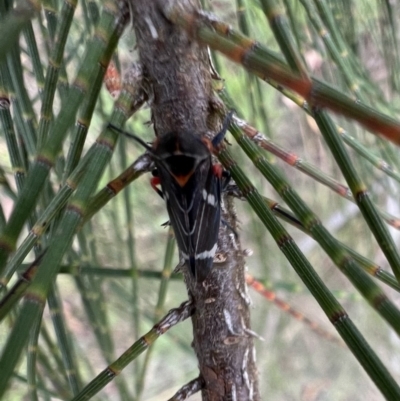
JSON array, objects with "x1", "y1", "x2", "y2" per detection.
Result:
[{"x1": 1, "y1": 0, "x2": 400, "y2": 400}]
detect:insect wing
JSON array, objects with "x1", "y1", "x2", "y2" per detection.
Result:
[
  {"x1": 191, "y1": 164, "x2": 222, "y2": 282},
  {"x1": 158, "y1": 159, "x2": 221, "y2": 282}
]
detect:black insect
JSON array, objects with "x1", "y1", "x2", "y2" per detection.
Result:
[{"x1": 109, "y1": 112, "x2": 233, "y2": 282}]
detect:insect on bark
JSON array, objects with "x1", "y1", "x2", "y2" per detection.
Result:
[{"x1": 108, "y1": 112, "x2": 234, "y2": 282}]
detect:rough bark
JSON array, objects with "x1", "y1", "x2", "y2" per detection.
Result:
[{"x1": 129, "y1": 1, "x2": 260, "y2": 400}]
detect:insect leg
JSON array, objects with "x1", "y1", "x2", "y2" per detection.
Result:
[
  {"x1": 150, "y1": 175, "x2": 164, "y2": 199},
  {"x1": 212, "y1": 110, "x2": 235, "y2": 148}
]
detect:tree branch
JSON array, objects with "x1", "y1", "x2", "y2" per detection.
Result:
[{"x1": 129, "y1": 1, "x2": 259, "y2": 399}]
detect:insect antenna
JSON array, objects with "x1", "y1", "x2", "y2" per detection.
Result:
[{"x1": 107, "y1": 123, "x2": 155, "y2": 153}]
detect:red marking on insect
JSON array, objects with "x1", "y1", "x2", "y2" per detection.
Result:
[
  {"x1": 172, "y1": 174, "x2": 192, "y2": 187},
  {"x1": 212, "y1": 164, "x2": 224, "y2": 178},
  {"x1": 151, "y1": 176, "x2": 161, "y2": 190}
]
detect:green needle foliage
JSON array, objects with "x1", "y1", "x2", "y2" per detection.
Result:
[{"x1": 1, "y1": 0, "x2": 400, "y2": 400}]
